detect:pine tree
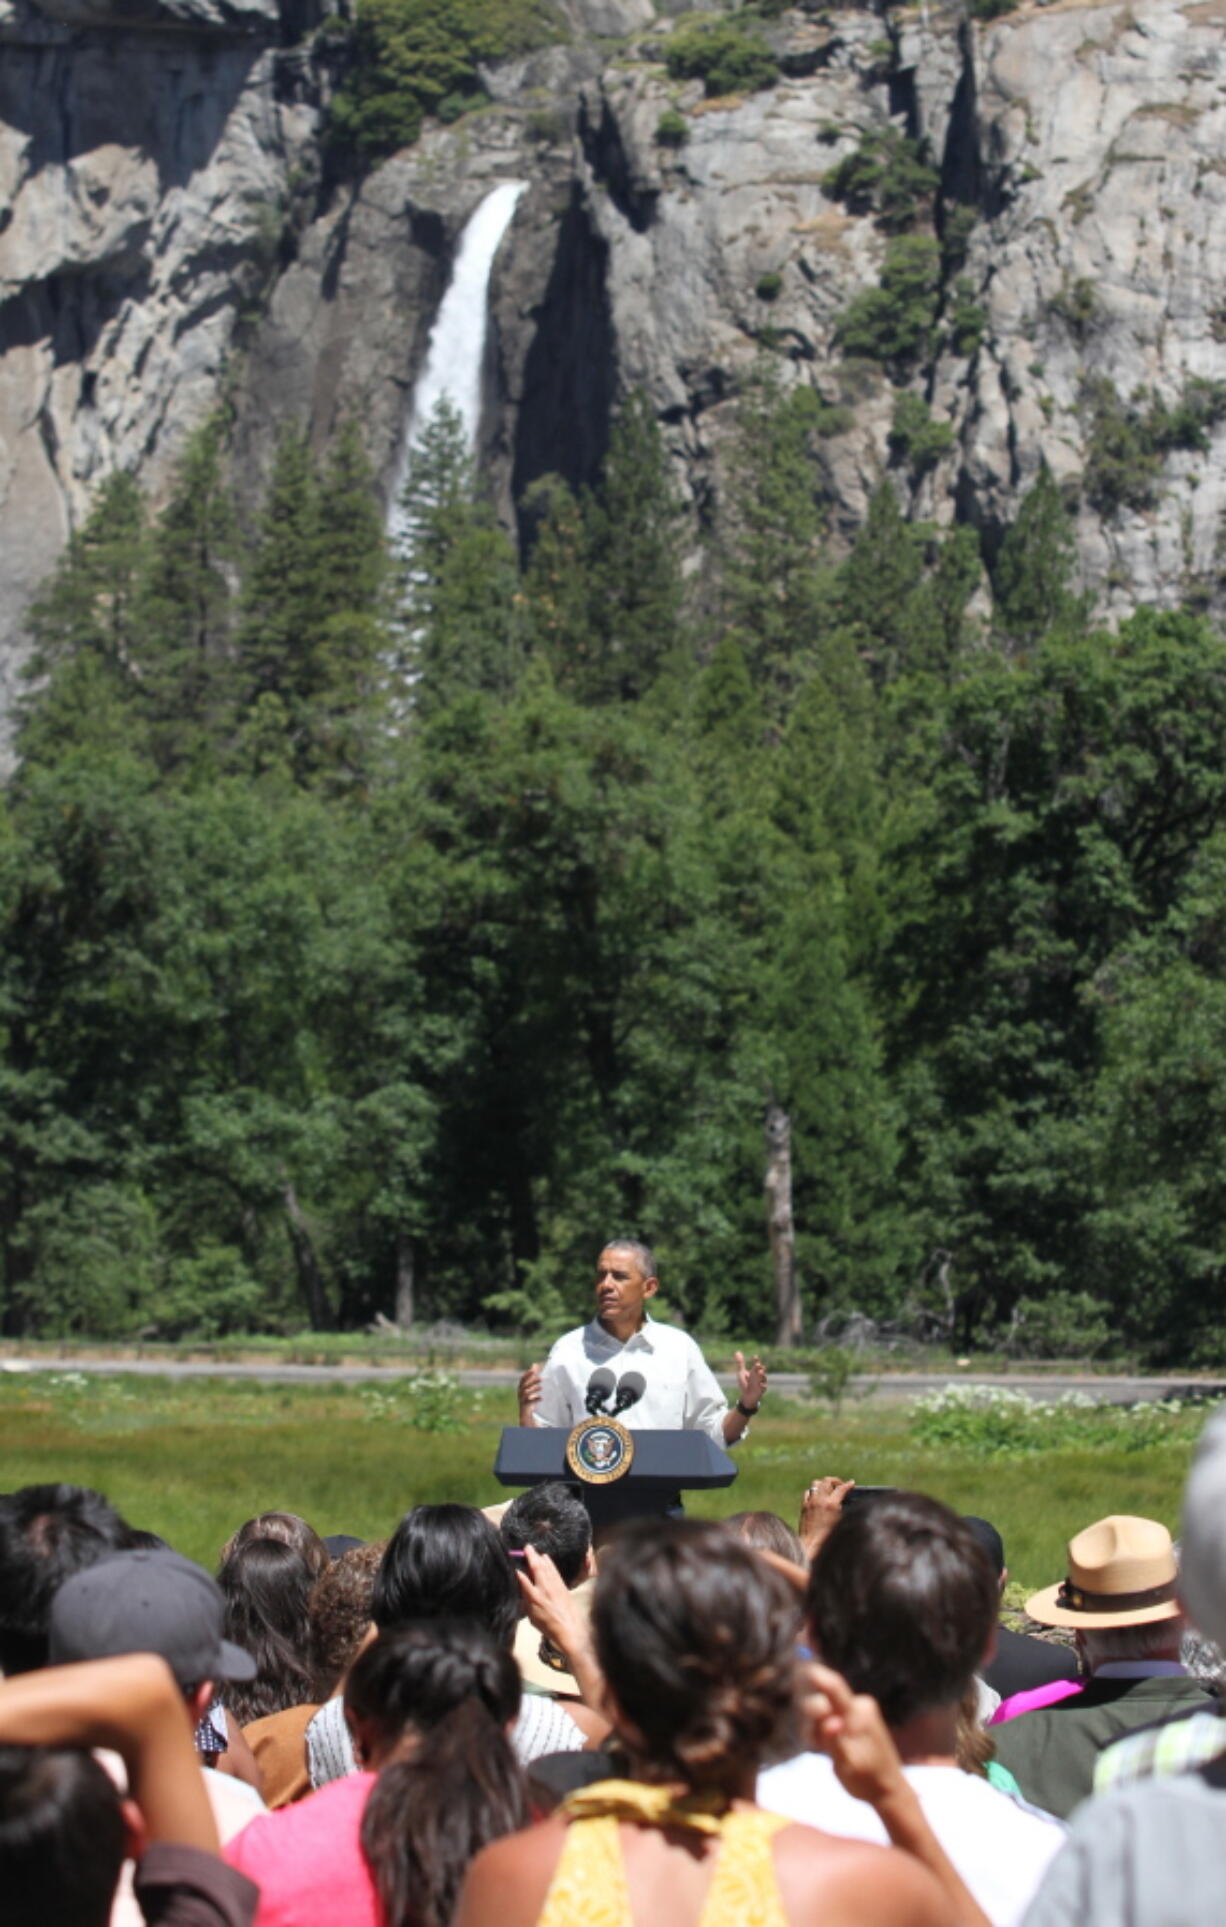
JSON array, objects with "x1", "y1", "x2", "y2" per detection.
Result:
[
  {"x1": 19, "y1": 471, "x2": 150, "y2": 766},
  {"x1": 579, "y1": 392, "x2": 686, "y2": 706},
  {"x1": 993, "y1": 463, "x2": 1082, "y2": 646},
  {"x1": 140, "y1": 413, "x2": 240, "y2": 772},
  {"x1": 396, "y1": 399, "x2": 523, "y2": 715},
  {"x1": 718, "y1": 372, "x2": 835, "y2": 716}
]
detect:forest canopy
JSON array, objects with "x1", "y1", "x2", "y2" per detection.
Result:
[{"x1": 6, "y1": 389, "x2": 1226, "y2": 1363}]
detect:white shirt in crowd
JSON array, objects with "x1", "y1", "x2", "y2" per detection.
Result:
[
  {"x1": 305, "y1": 1683, "x2": 584, "y2": 1788},
  {"x1": 532, "y1": 1315, "x2": 733, "y2": 1445},
  {"x1": 757, "y1": 1751, "x2": 1065, "y2": 1927}
]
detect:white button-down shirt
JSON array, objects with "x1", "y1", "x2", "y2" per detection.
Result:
[{"x1": 533, "y1": 1314, "x2": 734, "y2": 1445}]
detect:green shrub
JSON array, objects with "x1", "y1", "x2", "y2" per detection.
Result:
[
  {"x1": 1083, "y1": 375, "x2": 1226, "y2": 514},
  {"x1": 889, "y1": 392, "x2": 954, "y2": 477},
  {"x1": 836, "y1": 234, "x2": 941, "y2": 365},
  {"x1": 655, "y1": 107, "x2": 689, "y2": 148},
  {"x1": 824, "y1": 128, "x2": 938, "y2": 233},
  {"x1": 1003, "y1": 1290, "x2": 1112, "y2": 1359},
  {"x1": 910, "y1": 1383, "x2": 1196, "y2": 1459},
  {"x1": 328, "y1": 0, "x2": 559, "y2": 163},
  {"x1": 808, "y1": 1345, "x2": 857, "y2": 1412},
  {"x1": 1050, "y1": 275, "x2": 1098, "y2": 340},
  {"x1": 664, "y1": 19, "x2": 779, "y2": 98},
  {"x1": 756, "y1": 270, "x2": 783, "y2": 301},
  {"x1": 947, "y1": 277, "x2": 986, "y2": 357}
]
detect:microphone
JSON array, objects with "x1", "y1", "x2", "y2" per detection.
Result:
[
  {"x1": 612, "y1": 1371, "x2": 646, "y2": 1415},
  {"x1": 585, "y1": 1368, "x2": 617, "y2": 1416}
]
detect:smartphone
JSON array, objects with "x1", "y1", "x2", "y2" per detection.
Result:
[{"x1": 842, "y1": 1485, "x2": 897, "y2": 1509}]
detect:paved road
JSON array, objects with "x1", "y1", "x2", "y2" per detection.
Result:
[{"x1": 2, "y1": 1356, "x2": 1223, "y2": 1405}]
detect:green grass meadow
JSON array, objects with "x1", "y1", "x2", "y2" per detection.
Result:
[{"x1": 0, "y1": 1371, "x2": 1211, "y2": 1589}]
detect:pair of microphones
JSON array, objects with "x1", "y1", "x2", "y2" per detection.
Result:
[{"x1": 584, "y1": 1368, "x2": 646, "y2": 1417}]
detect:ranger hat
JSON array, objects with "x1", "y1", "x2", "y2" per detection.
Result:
[{"x1": 1024, "y1": 1515, "x2": 1181, "y2": 1630}]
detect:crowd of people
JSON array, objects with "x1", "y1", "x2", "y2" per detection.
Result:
[{"x1": 3, "y1": 1414, "x2": 1226, "y2": 1927}]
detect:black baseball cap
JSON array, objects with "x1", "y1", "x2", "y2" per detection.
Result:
[{"x1": 49, "y1": 1549, "x2": 257, "y2": 1685}]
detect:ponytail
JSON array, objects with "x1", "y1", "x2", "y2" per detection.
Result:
[{"x1": 346, "y1": 1622, "x2": 526, "y2": 1927}]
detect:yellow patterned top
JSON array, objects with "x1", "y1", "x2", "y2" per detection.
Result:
[{"x1": 536, "y1": 1780, "x2": 792, "y2": 1927}]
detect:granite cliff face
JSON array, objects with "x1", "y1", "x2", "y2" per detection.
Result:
[{"x1": 3, "y1": 0, "x2": 1226, "y2": 716}]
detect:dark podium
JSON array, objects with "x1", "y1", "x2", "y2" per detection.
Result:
[{"x1": 493, "y1": 1425, "x2": 738, "y2": 1529}]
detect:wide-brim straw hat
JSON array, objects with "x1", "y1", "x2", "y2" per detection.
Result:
[{"x1": 1025, "y1": 1515, "x2": 1182, "y2": 1630}]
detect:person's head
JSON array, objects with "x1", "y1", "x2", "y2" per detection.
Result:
[
  {"x1": 726, "y1": 1510, "x2": 806, "y2": 1566},
  {"x1": 1178, "y1": 1408, "x2": 1226, "y2": 1651},
  {"x1": 48, "y1": 1549, "x2": 256, "y2": 1728},
  {"x1": 0, "y1": 1484, "x2": 131, "y2": 1676},
  {"x1": 219, "y1": 1511, "x2": 328, "y2": 1581},
  {"x1": 806, "y1": 1492, "x2": 998, "y2": 1731},
  {"x1": 217, "y1": 1537, "x2": 315, "y2": 1723},
  {"x1": 346, "y1": 1623, "x2": 526, "y2": 1927},
  {"x1": 592, "y1": 1517, "x2": 800, "y2": 1797},
  {"x1": 962, "y1": 1516, "x2": 1006, "y2": 1592},
  {"x1": 0, "y1": 1746, "x2": 127, "y2": 1927},
  {"x1": 594, "y1": 1239, "x2": 658, "y2": 1332},
  {"x1": 373, "y1": 1505, "x2": 518, "y2": 1650},
  {"x1": 1022, "y1": 1513, "x2": 1185, "y2": 1666},
  {"x1": 499, "y1": 1483, "x2": 593, "y2": 1589},
  {"x1": 309, "y1": 1541, "x2": 386, "y2": 1698}
]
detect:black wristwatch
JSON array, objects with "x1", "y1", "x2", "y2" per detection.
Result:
[{"x1": 736, "y1": 1398, "x2": 760, "y2": 1418}]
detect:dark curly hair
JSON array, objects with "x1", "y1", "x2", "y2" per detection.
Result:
[
  {"x1": 592, "y1": 1517, "x2": 800, "y2": 1798},
  {"x1": 347, "y1": 1622, "x2": 526, "y2": 1927},
  {"x1": 805, "y1": 1491, "x2": 998, "y2": 1729},
  {"x1": 309, "y1": 1542, "x2": 386, "y2": 1698}
]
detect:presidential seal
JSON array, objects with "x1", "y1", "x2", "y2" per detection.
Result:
[{"x1": 565, "y1": 1414, "x2": 635, "y2": 1484}]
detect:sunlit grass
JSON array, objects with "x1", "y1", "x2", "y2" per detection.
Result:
[{"x1": 0, "y1": 1373, "x2": 1202, "y2": 1586}]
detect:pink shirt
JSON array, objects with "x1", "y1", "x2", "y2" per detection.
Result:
[
  {"x1": 225, "y1": 1771, "x2": 379, "y2": 1927},
  {"x1": 990, "y1": 1678, "x2": 1083, "y2": 1725}
]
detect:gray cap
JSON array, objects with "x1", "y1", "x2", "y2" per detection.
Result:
[
  {"x1": 1180, "y1": 1408, "x2": 1226, "y2": 1651},
  {"x1": 49, "y1": 1549, "x2": 257, "y2": 1685}
]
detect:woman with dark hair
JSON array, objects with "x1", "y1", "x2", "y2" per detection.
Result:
[
  {"x1": 307, "y1": 1505, "x2": 585, "y2": 1786},
  {"x1": 226, "y1": 1622, "x2": 526, "y2": 1927},
  {"x1": 218, "y1": 1539, "x2": 316, "y2": 1727},
  {"x1": 220, "y1": 1513, "x2": 329, "y2": 1583},
  {"x1": 457, "y1": 1518, "x2": 991, "y2": 1927}
]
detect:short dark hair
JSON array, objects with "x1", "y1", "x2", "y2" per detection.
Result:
[
  {"x1": 806, "y1": 1492, "x2": 998, "y2": 1729},
  {"x1": 499, "y1": 1483, "x2": 592, "y2": 1588},
  {"x1": 592, "y1": 1518, "x2": 799, "y2": 1796},
  {"x1": 599, "y1": 1238, "x2": 657, "y2": 1281},
  {"x1": 372, "y1": 1506, "x2": 519, "y2": 1651},
  {"x1": 0, "y1": 1484, "x2": 131, "y2": 1675},
  {"x1": 0, "y1": 1745, "x2": 126, "y2": 1927}
]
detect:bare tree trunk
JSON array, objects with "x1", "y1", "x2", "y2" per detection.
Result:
[
  {"x1": 282, "y1": 1179, "x2": 331, "y2": 1330},
  {"x1": 394, "y1": 1232, "x2": 415, "y2": 1330},
  {"x1": 765, "y1": 1100, "x2": 801, "y2": 1346}
]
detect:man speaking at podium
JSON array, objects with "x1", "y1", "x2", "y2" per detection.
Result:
[{"x1": 517, "y1": 1239, "x2": 768, "y2": 1447}]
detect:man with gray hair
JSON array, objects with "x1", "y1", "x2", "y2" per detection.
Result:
[
  {"x1": 993, "y1": 1513, "x2": 1215, "y2": 1817},
  {"x1": 1021, "y1": 1411, "x2": 1226, "y2": 1925},
  {"x1": 517, "y1": 1238, "x2": 766, "y2": 1446}
]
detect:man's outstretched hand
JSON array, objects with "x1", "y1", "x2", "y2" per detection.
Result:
[{"x1": 517, "y1": 1363, "x2": 542, "y2": 1426}]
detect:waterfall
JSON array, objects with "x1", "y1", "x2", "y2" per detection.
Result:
[{"x1": 387, "y1": 181, "x2": 528, "y2": 547}]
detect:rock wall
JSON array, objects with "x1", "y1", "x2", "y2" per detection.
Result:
[{"x1": 3, "y1": 0, "x2": 1226, "y2": 728}]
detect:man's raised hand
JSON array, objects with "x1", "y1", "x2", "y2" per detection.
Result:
[
  {"x1": 517, "y1": 1363, "x2": 542, "y2": 1426},
  {"x1": 734, "y1": 1350, "x2": 768, "y2": 1411}
]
